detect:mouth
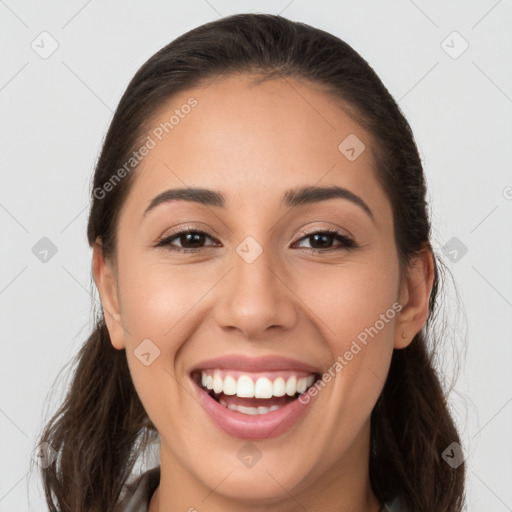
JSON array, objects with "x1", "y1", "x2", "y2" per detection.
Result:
[
  {"x1": 189, "y1": 356, "x2": 322, "y2": 439},
  {"x1": 191, "y1": 369, "x2": 320, "y2": 415}
]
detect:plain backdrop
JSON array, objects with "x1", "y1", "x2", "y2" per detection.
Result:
[{"x1": 1, "y1": 1, "x2": 511, "y2": 510}]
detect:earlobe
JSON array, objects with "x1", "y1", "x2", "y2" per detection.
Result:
[
  {"x1": 394, "y1": 248, "x2": 435, "y2": 349},
  {"x1": 92, "y1": 239, "x2": 126, "y2": 350}
]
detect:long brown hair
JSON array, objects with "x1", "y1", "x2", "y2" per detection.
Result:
[{"x1": 34, "y1": 13, "x2": 465, "y2": 511}]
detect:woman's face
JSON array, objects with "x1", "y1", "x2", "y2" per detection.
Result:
[{"x1": 95, "y1": 74, "x2": 415, "y2": 506}]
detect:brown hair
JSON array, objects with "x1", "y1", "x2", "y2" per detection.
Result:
[{"x1": 34, "y1": 13, "x2": 465, "y2": 511}]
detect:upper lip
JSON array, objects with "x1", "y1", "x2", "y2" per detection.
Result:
[{"x1": 189, "y1": 354, "x2": 322, "y2": 374}]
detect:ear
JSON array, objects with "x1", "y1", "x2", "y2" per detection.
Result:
[
  {"x1": 394, "y1": 247, "x2": 435, "y2": 349},
  {"x1": 92, "y1": 238, "x2": 126, "y2": 350}
]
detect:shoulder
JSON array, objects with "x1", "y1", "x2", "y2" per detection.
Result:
[{"x1": 114, "y1": 466, "x2": 160, "y2": 512}]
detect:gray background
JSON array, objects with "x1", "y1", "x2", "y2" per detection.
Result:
[{"x1": 1, "y1": 1, "x2": 511, "y2": 510}]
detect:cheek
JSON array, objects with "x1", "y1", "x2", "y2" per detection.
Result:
[
  {"x1": 116, "y1": 258, "x2": 202, "y2": 432},
  {"x1": 294, "y1": 252, "x2": 399, "y2": 353},
  {"x1": 118, "y1": 255, "x2": 210, "y2": 343},
  {"x1": 115, "y1": 255, "x2": 201, "y2": 392}
]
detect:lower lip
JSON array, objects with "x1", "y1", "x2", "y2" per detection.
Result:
[{"x1": 192, "y1": 379, "x2": 316, "y2": 440}]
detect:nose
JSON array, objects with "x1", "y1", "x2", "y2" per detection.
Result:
[{"x1": 213, "y1": 243, "x2": 298, "y2": 340}]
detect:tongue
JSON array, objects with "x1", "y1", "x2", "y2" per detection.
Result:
[{"x1": 218, "y1": 393, "x2": 295, "y2": 408}]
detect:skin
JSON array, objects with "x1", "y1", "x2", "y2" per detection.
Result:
[{"x1": 93, "y1": 73, "x2": 434, "y2": 512}]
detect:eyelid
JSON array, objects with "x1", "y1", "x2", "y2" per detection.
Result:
[
  {"x1": 155, "y1": 223, "x2": 357, "y2": 254},
  {"x1": 291, "y1": 226, "x2": 356, "y2": 250},
  {"x1": 156, "y1": 225, "x2": 219, "y2": 245},
  {"x1": 295, "y1": 223, "x2": 354, "y2": 240},
  {"x1": 156, "y1": 223, "x2": 353, "y2": 244},
  {"x1": 157, "y1": 223, "x2": 219, "y2": 241}
]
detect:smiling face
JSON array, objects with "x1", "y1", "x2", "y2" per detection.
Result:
[{"x1": 93, "y1": 73, "x2": 425, "y2": 510}]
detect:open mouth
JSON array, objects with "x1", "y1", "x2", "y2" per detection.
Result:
[{"x1": 191, "y1": 369, "x2": 321, "y2": 416}]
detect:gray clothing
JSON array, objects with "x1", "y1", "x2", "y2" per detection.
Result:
[{"x1": 114, "y1": 466, "x2": 405, "y2": 511}]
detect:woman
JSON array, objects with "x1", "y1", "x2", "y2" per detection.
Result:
[{"x1": 37, "y1": 13, "x2": 466, "y2": 512}]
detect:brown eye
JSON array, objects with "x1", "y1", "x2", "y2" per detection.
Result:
[
  {"x1": 293, "y1": 229, "x2": 356, "y2": 252},
  {"x1": 156, "y1": 229, "x2": 219, "y2": 253},
  {"x1": 156, "y1": 227, "x2": 356, "y2": 254}
]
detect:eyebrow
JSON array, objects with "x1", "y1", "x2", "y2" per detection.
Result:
[{"x1": 142, "y1": 185, "x2": 375, "y2": 223}]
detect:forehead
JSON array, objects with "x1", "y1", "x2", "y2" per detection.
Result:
[{"x1": 118, "y1": 74, "x2": 392, "y2": 229}]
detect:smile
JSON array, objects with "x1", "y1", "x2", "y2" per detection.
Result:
[{"x1": 190, "y1": 355, "x2": 322, "y2": 439}]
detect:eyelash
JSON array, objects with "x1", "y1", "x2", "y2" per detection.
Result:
[{"x1": 155, "y1": 225, "x2": 357, "y2": 254}]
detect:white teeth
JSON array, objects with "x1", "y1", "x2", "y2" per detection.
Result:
[
  {"x1": 273, "y1": 377, "x2": 286, "y2": 397},
  {"x1": 199, "y1": 371, "x2": 317, "y2": 399},
  {"x1": 236, "y1": 376, "x2": 254, "y2": 398},
  {"x1": 285, "y1": 376, "x2": 297, "y2": 396},
  {"x1": 236, "y1": 405, "x2": 259, "y2": 415},
  {"x1": 297, "y1": 377, "x2": 307, "y2": 393},
  {"x1": 219, "y1": 398, "x2": 283, "y2": 415},
  {"x1": 223, "y1": 375, "x2": 237, "y2": 395},
  {"x1": 254, "y1": 377, "x2": 273, "y2": 398},
  {"x1": 213, "y1": 371, "x2": 223, "y2": 394}
]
